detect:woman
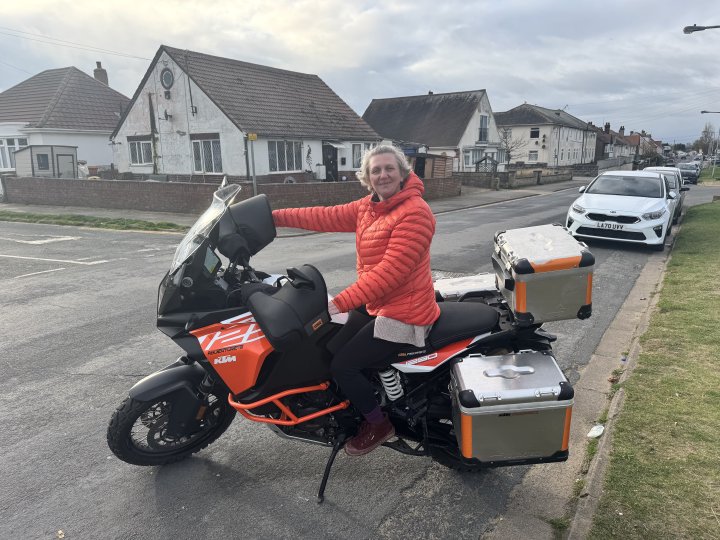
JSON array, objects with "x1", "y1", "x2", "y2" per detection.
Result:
[{"x1": 272, "y1": 145, "x2": 440, "y2": 455}]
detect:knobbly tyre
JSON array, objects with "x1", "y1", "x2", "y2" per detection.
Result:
[{"x1": 107, "y1": 182, "x2": 594, "y2": 503}]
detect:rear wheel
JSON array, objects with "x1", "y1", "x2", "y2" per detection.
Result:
[{"x1": 107, "y1": 390, "x2": 235, "y2": 466}]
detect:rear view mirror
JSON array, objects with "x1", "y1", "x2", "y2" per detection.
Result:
[{"x1": 578, "y1": 186, "x2": 586, "y2": 193}]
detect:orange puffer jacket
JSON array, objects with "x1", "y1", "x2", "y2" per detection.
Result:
[{"x1": 272, "y1": 173, "x2": 440, "y2": 326}]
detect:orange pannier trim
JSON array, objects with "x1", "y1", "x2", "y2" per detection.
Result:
[
  {"x1": 228, "y1": 382, "x2": 350, "y2": 426},
  {"x1": 561, "y1": 406, "x2": 573, "y2": 451},
  {"x1": 530, "y1": 255, "x2": 582, "y2": 273}
]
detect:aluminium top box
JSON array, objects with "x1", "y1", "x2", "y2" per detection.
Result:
[
  {"x1": 451, "y1": 351, "x2": 573, "y2": 464},
  {"x1": 493, "y1": 224, "x2": 594, "y2": 326}
]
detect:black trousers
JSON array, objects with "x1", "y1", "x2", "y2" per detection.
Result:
[{"x1": 330, "y1": 318, "x2": 405, "y2": 415}]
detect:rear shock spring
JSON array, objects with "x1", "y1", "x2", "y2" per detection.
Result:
[{"x1": 379, "y1": 368, "x2": 404, "y2": 401}]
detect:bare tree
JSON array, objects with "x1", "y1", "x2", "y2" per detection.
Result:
[
  {"x1": 692, "y1": 122, "x2": 716, "y2": 155},
  {"x1": 498, "y1": 128, "x2": 528, "y2": 164}
]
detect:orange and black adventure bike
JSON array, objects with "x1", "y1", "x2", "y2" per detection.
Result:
[{"x1": 107, "y1": 183, "x2": 575, "y2": 503}]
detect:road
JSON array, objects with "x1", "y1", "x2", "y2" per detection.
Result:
[{"x1": 1, "y1": 185, "x2": 718, "y2": 539}]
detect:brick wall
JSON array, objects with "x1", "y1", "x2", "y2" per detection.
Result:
[{"x1": 2, "y1": 175, "x2": 462, "y2": 213}]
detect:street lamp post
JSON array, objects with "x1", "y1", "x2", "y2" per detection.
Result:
[{"x1": 684, "y1": 24, "x2": 720, "y2": 34}]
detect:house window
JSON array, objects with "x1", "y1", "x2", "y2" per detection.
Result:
[
  {"x1": 464, "y1": 149, "x2": 484, "y2": 167},
  {"x1": 0, "y1": 137, "x2": 28, "y2": 169},
  {"x1": 352, "y1": 144, "x2": 362, "y2": 168},
  {"x1": 478, "y1": 115, "x2": 489, "y2": 142},
  {"x1": 530, "y1": 128, "x2": 540, "y2": 138},
  {"x1": 128, "y1": 137, "x2": 153, "y2": 165},
  {"x1": 36, "y1": 153, "x2": 50, "y2": 170},
  {"x1": 268, "y1": 140, "x2": 302, "y2": 172},
  {"x1": 528, "y1": 151, "x2": 538, "y2": 162},
  {"x1": 191, "y1": 134, "x2": 223, "y2": 173},
  {"x1": 561, "y1": 149, "x2": 564, "y2": 160}
]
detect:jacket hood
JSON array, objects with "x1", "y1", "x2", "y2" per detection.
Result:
[{"x1": 370, "y1": 172, "x2": 425, "y2": 213}]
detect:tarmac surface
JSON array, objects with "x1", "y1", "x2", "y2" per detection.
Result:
[{"x1": 0, "y1": 176, "x2": 686, "y2": 537}]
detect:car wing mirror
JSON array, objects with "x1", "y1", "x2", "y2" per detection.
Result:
[
  {"x1": 578, "y1": 186, "x2": 586, "y2": 193},
  {"x1": 668, "y1": 191, "x2": 677, "y2": 199},
  {"x1": 681, "y1": 186, "x2": 690, "y2": 192}
]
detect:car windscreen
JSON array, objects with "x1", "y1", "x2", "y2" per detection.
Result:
[
  {"x1": 586, "y1": 175, "x2": 663, "y2": 198},
  {"x1": 678, "y1": 164, "x2": 694, "y2": 170}
]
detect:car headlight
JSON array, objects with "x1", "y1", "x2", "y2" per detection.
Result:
[
  {"x1": 642, "y1": 208, "x2": 667, "y2": 220},
  {"x1": 572, "y1": 203, "x2": 586, "y2": 214}
]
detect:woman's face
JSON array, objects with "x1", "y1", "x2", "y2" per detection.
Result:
[{"x1": 369, "y1": 153, "x2": 404, "y2": 200}]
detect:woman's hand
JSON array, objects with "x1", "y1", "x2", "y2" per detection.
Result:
[{"x1": 328, "y1": 300, "x2": 340, "y2": 316}]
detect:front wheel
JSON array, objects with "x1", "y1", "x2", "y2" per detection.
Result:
[{"x1": 107, "y1": 390, "x2": 235, "y2": 466}]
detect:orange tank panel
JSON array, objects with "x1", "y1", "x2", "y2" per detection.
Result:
[{"x1": 190, "y1": 312, "x2": 274, "y2": 395}]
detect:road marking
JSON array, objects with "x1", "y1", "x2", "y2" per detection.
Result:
[
  {"x1": 0, "y1": 254, "x2": 109, "y2": 265},
  {"x1": 15, "y1": 267, "x2": 66, "y2": 279},
  {"x1": 0, "y1": 235, "x2": 81, "y2": 245}
]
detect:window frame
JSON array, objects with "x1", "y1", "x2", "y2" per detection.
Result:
[
  {"x1": 36, "y1": 153, "x2": 50, "y2": 171},
  {"x1": 530, "y1": 128, "x2": 540, "y2": 139},
  {"x1": 267, "y1": 140, "x2": 303, "y2": 173},
  {"x1": 478, "y1": 115, "x2": 489, "y2": 143},
  {"x1": 191, "y1": 134, "x2": 223, "y2": 173},
  {"x1": 352, "y1": 143, "x2": 362, "y2": 168},
  {"x1": 128, "y1": 137, "x2": 153, "y2": 166},
  {"x1": 528, "y1": 150, "x2": 539, "y2": 162}
]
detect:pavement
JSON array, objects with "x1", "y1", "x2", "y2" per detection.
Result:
[{"x1": 0, "y1": 175, "x2": 662, "y2": 538}]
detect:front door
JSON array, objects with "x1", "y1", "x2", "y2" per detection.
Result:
[
  {"x1": 414, "y1": 156, "x2": 426, "y2": 178},
  {"x1": 322, "y1": 144, "x2": 338, "y2": 182},
  {"x1": 56, "y1": 154, "x2": 76, "y2": 178}
]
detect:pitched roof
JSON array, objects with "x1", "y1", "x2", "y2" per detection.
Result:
[
  {"x1": 495, "y1": 103, "x2": 589, "y2": 130},
  {"x1": 0, "y1": 67, "x2": 129, "y2": 131},
  {"x1": 114, "y1": 45, "x2": 378, "y2": 140},
  {"x1": 362, "y1": 90, "x2": 487, "y2": 147}
]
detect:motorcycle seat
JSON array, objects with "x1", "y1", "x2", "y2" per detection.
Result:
[{"x1": 427, "y1": 301, "x2": 499, "y2": 349}]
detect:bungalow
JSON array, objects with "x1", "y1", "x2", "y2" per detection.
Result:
[
  {"x1": 111, "y1": 45, "x2": 380, "y2": 183},
  {"x1": 0, "y1": 62, "x2": 129, "y2": 173},
  {"x1": 494, "y1": 104, "x2": 596, "y2": 167},
  {"x1": 362, "y1": 90, "x2": 502, "y2": 172}
]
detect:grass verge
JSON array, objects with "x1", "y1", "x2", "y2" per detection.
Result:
[
  {"x1": 699, "y1": 166, "x2": 720, "y2": 183},
  {"x1": 588, "y1": 202, "x2": 720, "y2": 539},
  {"x1": 0, "y1": 210, "x2": 187, "y2": 232}
]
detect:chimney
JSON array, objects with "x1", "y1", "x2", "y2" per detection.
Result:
[
  {"x1": 94, "y1": 61, "x2": 108, "y2": 85},
  {"x1": 619, "y1": 126, "x2": 625, "y2": 136},
  {"x1": 604, "y1": 122, "x2": 610, "y2": 134},
  {"x1": 428, "y1": 91, "x2": 433, "y2": 95}
]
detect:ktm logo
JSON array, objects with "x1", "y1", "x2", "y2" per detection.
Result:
[{"x1": 213, "y1": 355, "x2": 237, "y2": 365}]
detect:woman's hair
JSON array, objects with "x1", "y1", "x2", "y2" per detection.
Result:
[{"x1": 356, "y1": 144, "x2": 412, "y2": 191}]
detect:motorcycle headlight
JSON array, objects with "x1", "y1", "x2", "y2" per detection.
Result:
[
  {"x1": 642, "y1": 207, "x2": 667, "y2": 220},
  {"x1": 572, "y1": 203, "x2": 586, "y2": 214}
]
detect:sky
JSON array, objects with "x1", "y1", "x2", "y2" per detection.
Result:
[{"x1": 3, "y1": 0, "x2": 720, "y2": 145}]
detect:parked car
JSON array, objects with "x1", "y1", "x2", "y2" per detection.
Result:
[
  {"x1": 677, "y1": 163, "x2": 699, "y2": 184},
  {"x1": 566, "y1": 171, "x2": 677, "y2": 251},
  {"x1": 644, "y1": 166, "x2": 689, "y2": 223}
]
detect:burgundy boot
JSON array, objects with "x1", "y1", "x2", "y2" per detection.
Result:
[{"x1": 344, "y1": 413, "x2": 395, "y2": 456}]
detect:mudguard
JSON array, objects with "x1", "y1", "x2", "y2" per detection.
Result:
[{"x1": 128, "y1": 360, "x2": 206, "y2": 402}]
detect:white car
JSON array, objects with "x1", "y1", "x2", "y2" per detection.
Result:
[
  {"x1": 644, "y1": 166, "x2": 689, "y2": 224},
  {"x1": 566, "y1": 171, "x2": 677, "y2": 251}
]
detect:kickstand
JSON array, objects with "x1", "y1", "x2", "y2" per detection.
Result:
[{"x1": 317, "y1": 435, "x2": 346, "y2": 504}]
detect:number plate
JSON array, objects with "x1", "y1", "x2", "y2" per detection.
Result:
[{"x1": 597, "y1": 222, "x2": 624, "y2": 230}]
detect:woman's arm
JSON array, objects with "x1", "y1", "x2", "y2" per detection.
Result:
[{"x1": 272, "y1": 200, "x2": 360, "y2": 233}]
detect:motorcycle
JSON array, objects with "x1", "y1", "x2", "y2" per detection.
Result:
[{"x1": 107, "y1": 182, "x2": 577, "y2": 503}]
